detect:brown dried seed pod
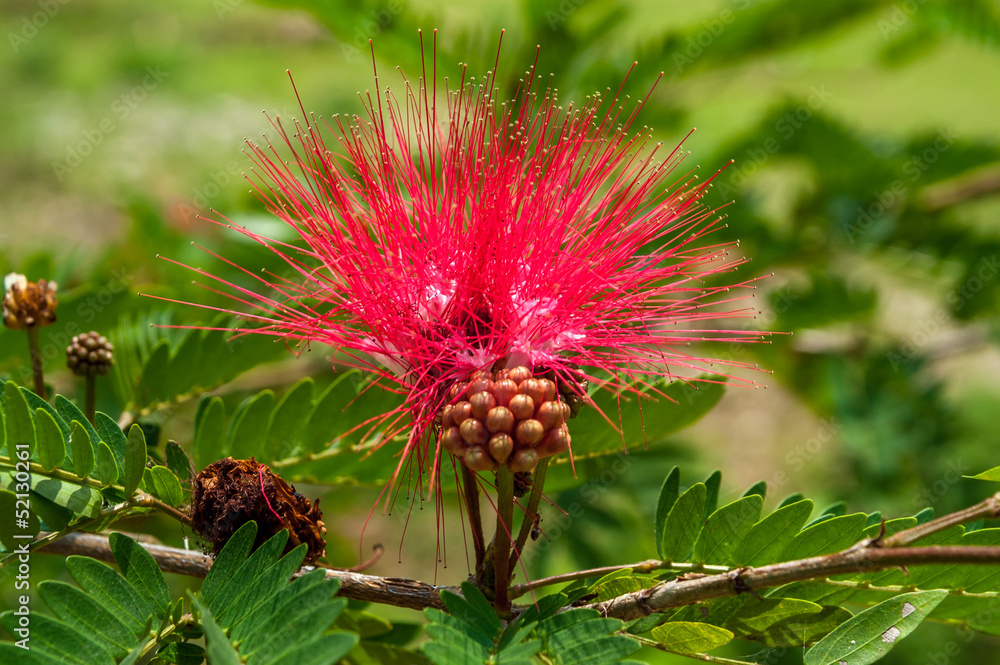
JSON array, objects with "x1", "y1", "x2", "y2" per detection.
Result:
[
  {"x1": 536, "y1": 425, "x2": 571, "y2": 457},
  {"x1": 488, "y1": 433, "x2": 514, "y2": 464},
  {"x1": 465, "y1": 446, "x2": 497, "y2": 471},
  {"x1": 535, "y1": 400, "x2": 565, "y2": 430},
  {"x1": 469, "y1": 391, "x2": 497, "y2": 420},
  {"x1": 508, "y1": 393, "x2": 535, "y2": 420},
  {"x1": 514, "y1": 418, "x2": 545, "y2": 446},
  {"x1": 441, "y1": 405, "x2": 455, "y2": 429},
  {"x1": 495, "y1": 368, "x2": 510, "y2": 381},
  {"x1": 507, "y1": 366, "x2": 532, "y2": 384},
  {"x1": 190, "y1": 457, "x2": 325, "y2": 564},
  {"x1": 539, "y1": 378, "x2": 557, "y2": 402},
  {"x1": 519, "y1": 378, "x2": 547, "y2": 404},
  {"x1": 452, "y1": 401, "x2": 473, "y2": 425},
  {"x1": 460, "y1": 418, "x2": 489, "y2": 446},
  {"x1": 442, "y1": 426, "x2": 466, "y2": 455},
  {"x1": 448, "y1": 382, "x2": 468, "y2": 400},
  {"x1": 510, "y1": 448, "x2": 539, "y2": 472},
  {"x1": 485, "y1": 406, "x2": 514, "y2": 434},
  {"x1": 493, "y1": 379, "x2": 518, "y2": 407}
]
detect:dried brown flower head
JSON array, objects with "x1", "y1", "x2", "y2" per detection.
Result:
[
  {"x1": 2, "y1": 273, "x2": 58, "y2": 330},
  {"x1": 190, "y1": 457, "x2": 326, "y2": 564}
]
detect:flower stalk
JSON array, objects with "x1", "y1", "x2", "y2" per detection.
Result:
[
  {"x1": 493, "y1": 466, "x2": 515, "y2": 615},
  {"x1": 25, "y1": 325, "x2": 45, "y2": 397}
]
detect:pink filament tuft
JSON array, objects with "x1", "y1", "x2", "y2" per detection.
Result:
[{"x1": 259, "y1": 465, "x2": 284, "y2": 524}]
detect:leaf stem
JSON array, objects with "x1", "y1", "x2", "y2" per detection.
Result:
[
  {"x1": 26, "y1": 326, "x2": 45, "y2": 398},
  {"x1": 510, "y1": 458, "x2": 549, "y2": 571},
  {"x1": 494, "y1": 466, "x2": 514, "y2": 616}
]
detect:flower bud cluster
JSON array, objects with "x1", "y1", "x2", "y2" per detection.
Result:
[
  {"x1": 441, "y1": 366, "x2": 572, "y2": 472},
  {"x1": 66, "y1": 331, "x2": 115, "y2": 377},
  {"x1": 2, "y1": 273, "x2": 58, "y2": 330}
]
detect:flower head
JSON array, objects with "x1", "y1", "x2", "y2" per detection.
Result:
[
  {"x1": 166, "y1": 43, "x2": 765, "y2": 485},
  {"x1": 2, "y1": 272, "x2": 58, "y2": 330}
]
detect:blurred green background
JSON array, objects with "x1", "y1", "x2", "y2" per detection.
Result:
[{"x1": 3, "y1": 0, "x2": 1000, "y2": 662}]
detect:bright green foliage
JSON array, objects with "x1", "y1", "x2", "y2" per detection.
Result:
[
  {"x1": 0, "y1": 525, "x2": 356, "y2": 665},
  {"x1": 422, "y1": 583, "x2": 639, "y2": 665},
  {"x1": 0, "y1": 390, "x2": 185, "y2": 551},
  {"x1": 804, "y1": 591, "x2": 948, "y2": 665}
]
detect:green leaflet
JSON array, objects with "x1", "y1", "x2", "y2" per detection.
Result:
[
  {"x1": 142, "y1": 465, "x2": 184, "y2": 506},
  {"x1": 191, "y1": 596, "x2": 242, "y2": 665},
  {"x1": 135, "y1": 339, "x2": 171, "y2": 409},
  {"x1": 0, "y1": 469, "x2": 102, "y2": 518},
  {"x1": 157, "y1": 642, "x2": 206, "y2": 665},
  {"x1": 660, "y1": 483, "x2": 707, "y2": 562},
  {"x1": 739, "y1": 499, "x2": 814, "y2": 566},
  {"x1": 702, "y1": 470, "x2": 722, "y2": 522},
  {"x1": 967, "y1": 465, "x2": 1000, "y2": 482},
  {"x1": 69, "y1": 422, "x2": 95, "y2": 478},
  {"x1": 200, "y1": 520, "x2": 257, "y2": 608},
  {"x1": 38, "y1": 580, "x2": 139, "y2": 657},
  {"x1": 65, "y1": 556, "x2": 155, "y2": 634},
  {"x1": 654, "y1": 466, "x2": 680, "y2": 560},
  {"x1": 301, "y1": 372, "x2": 356, "y2": 453},
  {"x1": 692, "y1": 494, "x2": 763, "y2": 565},
  {"x1": 34, "y1": 407, "x2": 65, "y2": 471},
  {"x1": 422, "y1": 584, "x2": 637, "y2": 665},
  {"x1": 55, "y1": 396, "x2": 100, "y2": 455},
  {"x1": 0, "y1": 612, "x2": 115, "y2": 665},
  {"x1": 804, "y1": 590, "x2": 948, "y2": 665},
  {"x1": 94, "y1": 440, "x2": 120, "y2": 485},
  {"x1": 165, "y1": 440, "x2": 194, "y2": 481},
  {"x1": 3, "y1": 381, "x2": 35, "y2": 457},
  {"x1": 723, "y1": 598, "x2": 850, "y2": 647},
  {"x1": 109, "y1": 531, "x2": 173, "y2": 619},
  {"x1": 194, "y1": 395, "x2": 226, "y2": 468},
  {"x1": 780, "y1": 513, "x2": 868, "y2": 561},
  {"x1": 228, "y1": 390, "x2": 275, "y2": 460},
  {"x1": 566, "y1": 376, "x2": 727, "y2": 457},
  {"x1": 264, "y1": 377, "x2": 315, "y2": 461},
  {"x1": 651, "y1": 621, "x2": 733, "y2": 654},
  {"x1": 122, "y1": 424, "x2": 147, "y2": 498},
  {"x1": 95, "y1": 412, "x2": 128, "y2": 475}
]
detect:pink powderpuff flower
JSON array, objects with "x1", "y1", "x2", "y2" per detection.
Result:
[{"x1": 159, "y1": 38, "x2": 766, "y2": 495}]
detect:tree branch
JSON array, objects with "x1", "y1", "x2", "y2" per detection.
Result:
[
  {"x1": 38, "y1": 532, "x2": 452, "y2": 612},
  {"x1": 882, "y1": 491, "x2": 1000, "y2": 547},
  {"x1": 510, "y1": 559, "x2": 732, "y2": 599},
  {"x1": 33, "y1": 523, "x2": 1000, "y2": 619},
  {"x1": 586, "y1": 542, "x2": 1000, "y2": 621}
]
